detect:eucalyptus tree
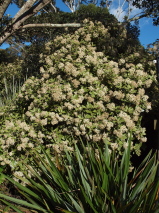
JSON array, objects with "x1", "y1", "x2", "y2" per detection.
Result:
[
  {"x1": 0, "y1": 0, "x2": 81, "y2": 46},
  {"x1": 62, "y1": 0, "x2": 159, "y2": 24}
]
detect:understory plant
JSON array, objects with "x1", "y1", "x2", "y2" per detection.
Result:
[
  {"x1": 0, "y1": 136, "x2": 159, "y2": 213},
  {"x1": 0, "y1": 76, "x2": 26, "y2": 107}
]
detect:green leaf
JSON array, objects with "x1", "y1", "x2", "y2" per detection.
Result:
[{"x1": 0, "y1": 173, "x2": 5, "y2": 184}]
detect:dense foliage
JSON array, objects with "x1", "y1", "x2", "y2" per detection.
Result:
[{"x1": 0, "y1": 20, "x2": 156, "y2": 179}]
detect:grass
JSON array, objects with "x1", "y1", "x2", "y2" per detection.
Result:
[{"x1": 0, "y1": 76, "x2": 26, "y2": 107}]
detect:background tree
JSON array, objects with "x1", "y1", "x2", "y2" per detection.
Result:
[
  {"x1": 20, "y1": 3, "x2": 141, "y2": 55},
  {"x1": 62, "y1": 0, "x2": 83, "y2": 12},
  {"x1": 0, "y1": 48, "x2": 18, "y2": 64},
  {"x1": 132, "y1": 0, "x2": 159, "y2": 25},
  {"x1": 1, "y1": 0, "x2": 158, "y2": 46},
  {"x1": 62, "y1": 0, "x2": 159, "y2": 24},
  {"x1": 0, "y1": 0, "x2": 81, "y2": 45}
]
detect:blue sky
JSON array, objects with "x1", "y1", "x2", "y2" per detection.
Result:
[{"x1": 1, "y1": 0, "x2": 159, "y2": 49}]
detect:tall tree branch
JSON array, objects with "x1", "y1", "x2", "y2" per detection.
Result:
[
  {"x1": 21, "y1": 23, "x2": 82, "y2": 28},
  {"x1": 0, "y1": 0, "x2": 12, "y2": 20},
  {"x1": 128, "y1": 11, "x2": 152, "y2": 22},
  {"x1": 0, "y1": 0, "x2": 52, "y2": 45},
  {"x1": 12, "y1": 0, "x2": 38, "y2": 22}
]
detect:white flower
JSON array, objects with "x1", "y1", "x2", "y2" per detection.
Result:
[
  {"x1": 119, "y1": 58, "x2": 125, "y2": 64},
  {"x1": 140, "y1": 137, "x2": 147, "y2": 142},
  {"x1": 38, "y1": 131, "x2": 45, "y2": 138},
  {"x1": 41, "y1": 118, "x2": 48, "y2": 126},
  {"x1": 14, "y1": 171, "x2": 24, "y2": 177},
  {"x1": 107, "y1": 103, "x2": 115, "y2": 111},
  {"x1": 5, "y1": 121, "x2": 14, "y2": 129},
  {"x1": 123, "y1": 142, "x2": 128, "y2": 149},
  {"x1": 21, "y1": 137, "x2": 29, "y2": 143},
  {"x1": 28, "y1": 130, "x2": 37, "y2": 138},
  {"x1": 6, "y1": 137, "x2": 15, "y2": 145},
  {"x1": 58, "y1": 63, "x2": 64, "y2": 69},
  {"x1": 28, "y1": 143, "x2": 34, "y2": 148},
  {"x1": 110, "y1": 143, "x2": 118, "y2": 150},
  {"x1": 25, "y1": 111, "x2": 32, "y2": 117},
  {"x1": 17, "y1": 146, "x2": 22, "y2": 151}
]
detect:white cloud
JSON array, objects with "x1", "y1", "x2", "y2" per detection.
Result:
[
  {"x1": 108, "y1": 0, "x2": 142, "y2": 22},
  {"x1": 109, "y1": 6, "x2": 126, "y2": 22}
]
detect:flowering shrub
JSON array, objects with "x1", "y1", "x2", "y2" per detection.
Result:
[{"x1": 0, "y1": 20, "x2": 156, "y2": 178}]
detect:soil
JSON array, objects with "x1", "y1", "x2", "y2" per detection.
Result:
[
  {"x1": 0, "y1": 181, "x2": 35, "y2": 213},
  {"x1": 0, "y1": 206, "x2": 34, "y2": 213}
]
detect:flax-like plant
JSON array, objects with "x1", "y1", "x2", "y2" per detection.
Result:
[
  {"x1": 0, "y1": 136, "x2": 159, "y2": 213},
  {"x1": 0, "y1": 76, "x2": 26, "y2": 107}
]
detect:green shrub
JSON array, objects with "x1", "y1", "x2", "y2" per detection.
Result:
[
  {"x1": 0, "y1": 59, "x2": 25, "y2": 106},
  {"x1": 0, "y1": 20, "x2": 156, "y2": 177},
  {"x1": 0, "y1": 136, "x2": 159, "y2": 213}
]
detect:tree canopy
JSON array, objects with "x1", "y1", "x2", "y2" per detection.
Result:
[
  {"x1": 1, "y1": 0, "x2": 159, "y2": 46},
  {"x1": 62, "y1": 0, "x2": 159, "y2": 24}
]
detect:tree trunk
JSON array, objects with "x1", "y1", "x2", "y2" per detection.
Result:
[
  {"x1": 0, "y1": 0, "x2": 12, "y2": 20},
  {"x1": 21, "y1": 23, "x2": 81, "y2": 28},
  {"x1": 0, "y1": 0, "x2": 52, "y2": 45}
]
